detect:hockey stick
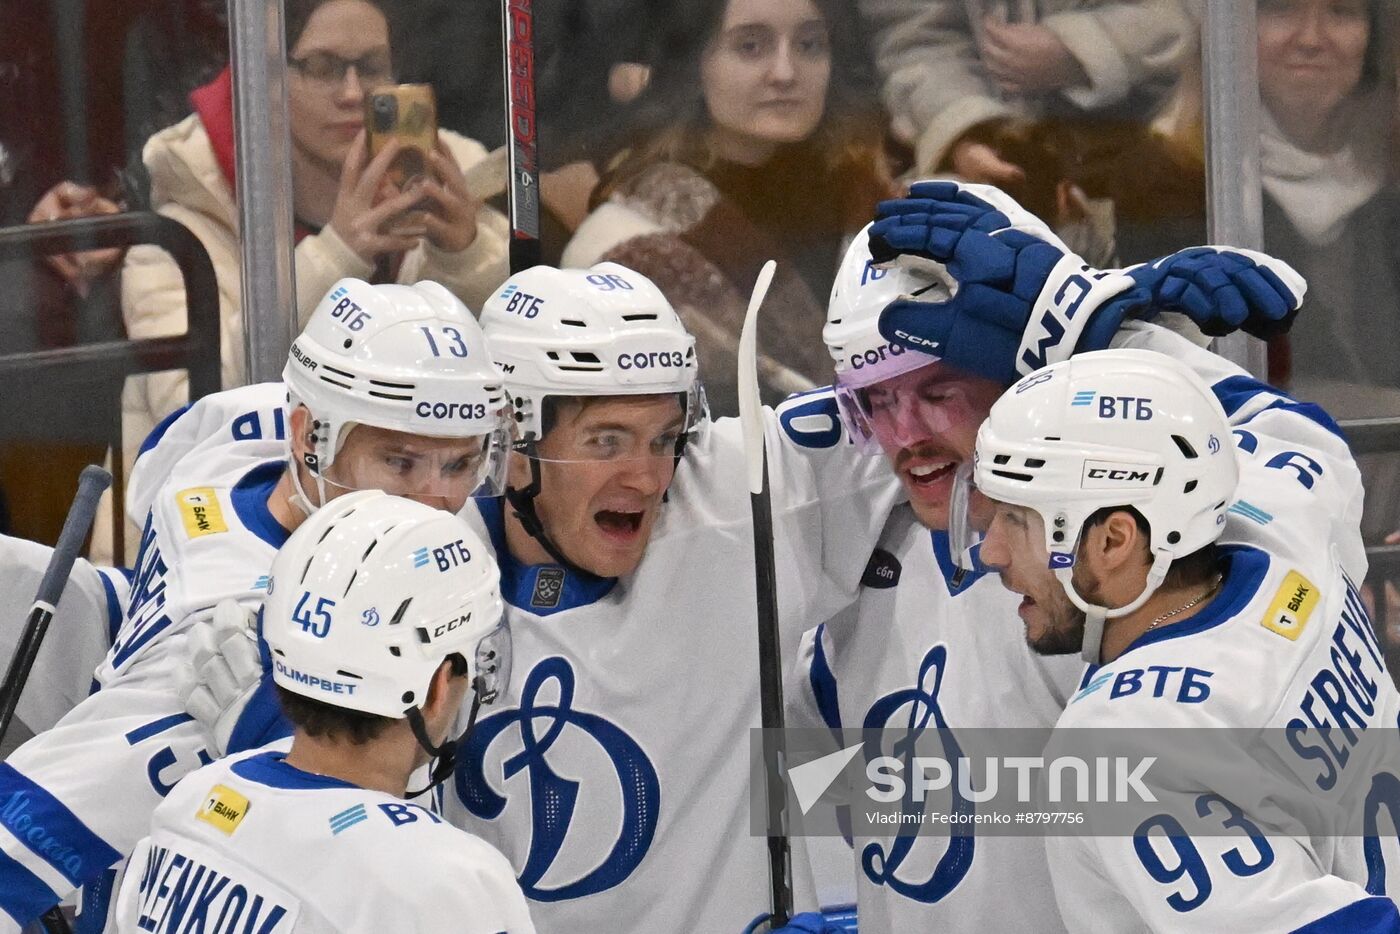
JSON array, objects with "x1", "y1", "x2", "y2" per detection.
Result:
[
  {"x1": 501, "y1": 0, "x2": 541, "y2": 272},
  {"x1": 40, "y1": 906, "x2": 72, "y2": 934},
  {"x1": 0, "y1": 465, "x2": 111, "y2": 746},
  {"x1": 738, "y1": 260, "x2": 794, "y2": 928}
]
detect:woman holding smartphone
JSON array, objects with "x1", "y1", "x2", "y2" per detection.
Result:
[{"x1": 109, "y1": 0, "x2": 507, "y2": 560}]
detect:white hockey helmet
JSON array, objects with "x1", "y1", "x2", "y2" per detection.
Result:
[
  {"x1": 825, "y1": 225, "x2": 954, "y2": 452},
  {"x1": 283, "y1": 278, "x2": 512, "y2": 504},
  {"x1": 264, "y1": 489, "x2": 509, "y2": 720},
  {"x1": 971, "y1": 349, "x2": 1238, "y2": 658},
  {"x1": 480, "y1": 263, "x2": 707, "y2": 443}
]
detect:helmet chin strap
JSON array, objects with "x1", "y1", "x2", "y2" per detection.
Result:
[
  {"x1": 404, "y1": 685, "x2": 489, "y2": 799},
  {"x1": 504, "y1": 441, "x2": 608, "y2": 584},
  {"x1": 288, "y1": 457, "x2": 326, "y2": 518},
  {"x1": 1057, "y1": 551, "x2": 1173, "y2": 664},
  {"x1": 287, "y1": 415, "x2": 333, "y2": 517}
]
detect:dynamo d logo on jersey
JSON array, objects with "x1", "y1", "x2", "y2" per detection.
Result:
[
  {"x1": 859, "y1": 644, "x2": 974, "y2": 903},
  {"x1": 456, "y1": 656, "x2": 660, "y2": 901}
]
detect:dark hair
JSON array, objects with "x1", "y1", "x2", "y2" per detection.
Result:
[
  {"x1": 276, "y1": 684, "x2": 396, "y2": 745},
  {"x1": 285, "y1": 0, "x2": 399, "y2": 55},
  {"x1": 594, "y1": 0, "x2": 884, "y2": 202},
  {"x1": 1083, "y1": 505, "x2": 1219, "y2": 592},
  {"x1": 951, "y1": 117, "x2": 1207, "y2": 237}
]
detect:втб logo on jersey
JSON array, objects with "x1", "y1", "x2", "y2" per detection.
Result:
[
  {"x1": 457, "y1": 656, "x2": 660, "y2": 901},
  {"x1": 861, "y1": 644, "x2": 974, "y2": 903}
]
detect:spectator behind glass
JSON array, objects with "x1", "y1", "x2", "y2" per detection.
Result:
[
  {"x1": 1251, "y1": 0, "x2": 1400, "y2": 636},
  {"x1": 111, "y1": 0, "x2": 508, "y2": 559},
  {"x1": 1257, "y1": 0, "x2": 1397, "y2": 402},
  {"x1": 861, "y1": 0, "x2": 1194, "y2": 183},
  {"x1": 562, "y1": 0, "x2": 891, "y2": 414},
  {"x1": 1249, "y1": 0, "x2": 1400, "y2": 646}
]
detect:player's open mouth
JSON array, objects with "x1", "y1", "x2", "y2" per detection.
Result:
[
  {"x1": 905, "y1": 460, "x2": 955, "y2": 487},
  {"x1": 595, "y1": 509, "x2": 644, "y2": 538}
]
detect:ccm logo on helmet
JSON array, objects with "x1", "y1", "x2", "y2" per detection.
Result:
[
  {"x1": 1086, "y1": 467, "x2": 1151, "y2": 481},
  {"x1": 1082, "y1": 460, "x2": 1156, "y2": 489},
  {"x1": 618, "y1": 351, "x2": 685, "y2": 370},
  {"x1": 415, "y1": 401, "x2": 488, "y2": 420},
  {"x1": 433, "y1": 614, "x2": 469, "y2": 639},
  {"x1": 849, "y1": 343, "x2": 905, "y2": 369}
]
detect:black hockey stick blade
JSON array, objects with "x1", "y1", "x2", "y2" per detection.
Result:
[
  {"x1": 737, "y1": 260, "x2": 794, "y2": 926},
  {"x1": 0, "y1": 465, "x2": 111, "y2": 745}
]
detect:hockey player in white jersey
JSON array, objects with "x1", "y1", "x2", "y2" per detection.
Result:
[
  {"x1": 964, "y1": 348, "x2": 1400, "y2": 932},
  {"x1": 435, "y1": 264, "x2": 904, "y2": 933},
  {"x1": 0, "y1": 278, "x2": 512, "y2": 930},
  {"x1": 787, "y1": 227, "x2": 1082, "y2": 932},
  {"x1": 112, "y1": 490, "x2": 533, "y2": 933},
  {"x1": 789, "y1": 182, "x2": 1311, "y2": 932}
]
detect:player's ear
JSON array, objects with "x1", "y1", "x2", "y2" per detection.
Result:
[
  {"x1": 420, "y1": 658, "x2": 461, "y2": 721},
  {"x1": 288, "y1": 405, "x2": 314, "y2": 460},
  {"x1": 1090, "y1": 510, "x2": 1144, "y2": 574}
]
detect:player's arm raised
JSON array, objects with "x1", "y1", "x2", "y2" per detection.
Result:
[{"x1": 869, "y1": 180, "x2": 1302, "y2": 385}]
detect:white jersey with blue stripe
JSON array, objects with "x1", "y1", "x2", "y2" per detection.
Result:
[
  {"x1": 789, "y1": 508, "x2": 1082, "y2": 933},
  {"x1": 112, "y1": 750, "x2": 535, "y2": 933},
  {"x1": 0, "y1": 385, "x2": 293, "y2": 932},
  {"x1": 442, "y1": 392, "x2": 903, "y2": 933},
  {"x1": 96, "y1": 384, "x2": 289, "y2": 685},
  {"x1": 1046, "y1": 328, "x2": 1400, "y2": 933}
]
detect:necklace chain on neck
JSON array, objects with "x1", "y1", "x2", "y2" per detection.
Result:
[{"x1": 1147, "y1": 575, "x2": 1223, "y2": 630}]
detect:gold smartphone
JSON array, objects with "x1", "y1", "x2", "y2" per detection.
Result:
[{"x1": 364, "y1": 84, "x2": 438, "y2": 189}]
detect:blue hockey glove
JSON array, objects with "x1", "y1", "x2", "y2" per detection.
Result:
[
  {"x1": 743, "y1": 911, "x2": 852, "y2": 934},
  {"x1": 869, "y1": 181, "x2": 1137, "y2": 384},
  {"x1": 869, "y1": 182, "x2": 1305, "y2": 384},
  {"x1": 1120, "y1": 245, "x2": 1306, "y2": 340}
]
